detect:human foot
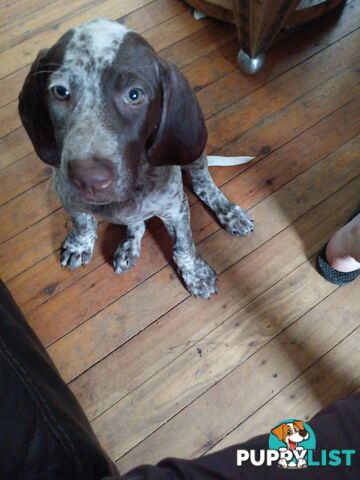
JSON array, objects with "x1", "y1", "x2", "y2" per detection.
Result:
[
  {"x1": 326, "y1": 212, "x2": 360, "y2": 273},
  {"x1": 316, "y1": 205, "x2": 360, "y2": 285}
]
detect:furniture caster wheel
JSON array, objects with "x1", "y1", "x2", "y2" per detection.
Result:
[{"x1": 236, "y1": 49, "x2": 266, "y2": 75}]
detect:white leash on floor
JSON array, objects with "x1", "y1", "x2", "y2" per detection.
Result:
[{"x1": 207, "y1": 155, "x2": 255, "y2": 166}]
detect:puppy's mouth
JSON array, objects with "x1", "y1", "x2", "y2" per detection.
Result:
[
  {"x1": 73, "y1": 184, "x2": 128, "y2": 205},
  {"x1": 78, "y1": 192, "x2": 113, "y2": 205},
  {"x1": 288, "y1": 440, "x2": 297, "y2": 450},
  {"x1": 69, "y1": 178, "x2": 116, "y2": 204}
]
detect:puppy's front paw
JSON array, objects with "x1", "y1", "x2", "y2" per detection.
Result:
[
  {"x1": 218, "y1": 203, "x2": 254, "y2": 237},
  {"x1": 113, "y1": 240, "x2": 140, "y2": 274},
  {"x1": 60, "y1": 232, "x2": 95, "y2": 270},
  {"x1": 180, "y1": 256, "x2": 217, "y2": 298}
]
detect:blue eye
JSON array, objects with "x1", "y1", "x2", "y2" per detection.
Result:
[
  {"x1": 52, "y1": 85, "x2": 70, "y2": 100},
  {"x1": 125, "y1": 88, "x2": 144, "y2": 105}
]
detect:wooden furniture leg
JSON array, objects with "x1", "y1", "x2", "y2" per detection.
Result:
[
  {"x1": 185, "y1": 0, "x2": 346, "y2": 74},
  {"x1": 232, "y1": 0, "x2": 302, "y2": 74}
]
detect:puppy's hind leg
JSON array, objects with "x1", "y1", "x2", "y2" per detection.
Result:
[
  {"x1": 184, "y1": 153, "x2": 254, "y2": 236},
  {"x1": 113, "y1": 221, "x2": 145, "y2": 274},
  {"x1": 61, "y1": 212, "x2": 97, "y2": 269}
]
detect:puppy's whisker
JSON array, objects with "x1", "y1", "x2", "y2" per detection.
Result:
[
  {"x1": 34, "y1": 63, "x2": 65, "y2": 76},
  {"x1": 44, "y1": 176, "x2": 55, "y2": 195},
  {"x1": 33, "y1": 70, "x2": 57, "y2": 76},
  {"x1": 42, "y1": 62, "x2": 63, "y2": 66}
]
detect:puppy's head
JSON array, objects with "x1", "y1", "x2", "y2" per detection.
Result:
[
  {"x1": 18, "y1": 18, "x2": 207, "y2": 204},
  {"x1": 271, "y1": 421, "x2": 309, "y2": 448}
]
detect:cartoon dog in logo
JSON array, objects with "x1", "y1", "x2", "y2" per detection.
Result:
[{"x1": 271, "y1": 420, "x2": 309, "y2": 469}]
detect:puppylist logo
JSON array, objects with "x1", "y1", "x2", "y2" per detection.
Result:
[
  {"x1": 237, "y1": 418, "x2": 356, "y2": 469},
  {"x1": 269, "y1": 420, "x2": 314, "y2": 469}
]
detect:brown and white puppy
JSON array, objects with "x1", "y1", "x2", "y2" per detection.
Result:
[{"x1": 19, "y1": 18, "x2": 253, "y2": 298}]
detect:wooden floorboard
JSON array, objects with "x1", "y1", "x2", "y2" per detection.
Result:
[
  {"x1": 118, "y1": 300, "x2": 359, "y2": 470},
  {"x1": 0, "y1": 0, "x2": 359, "y2": 470},
  {"x1": 208, "y1": 331, "x2": 359, "y2": 454}
]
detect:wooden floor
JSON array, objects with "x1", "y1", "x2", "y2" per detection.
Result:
[{"x1": 1, "y1": 0, "x2": 359, "y2": 472}]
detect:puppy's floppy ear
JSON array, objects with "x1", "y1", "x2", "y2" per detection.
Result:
[
  {"x1": 294, "y1": 420, "x2": 305, "y2": 431},
  {"x1": 18, "y1": 30, "x2": 73, "y2": 167},
  {"x1": 146, "y1": 59, "x2": 207, "y2": 166},
  {"x1": 18, "y1": 48, "x2": 61, "y2": 167},
  {"x1": 271, "y1": 423, "x2": 287, "y2": 442}
]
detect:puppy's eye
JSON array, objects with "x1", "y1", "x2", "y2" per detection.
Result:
[
  {"x1": 51, "y1": 85, "x2": 70, "y2": 101},
  {"x1": 124, "y1": 88, "x2": 144, "y2": 105}
]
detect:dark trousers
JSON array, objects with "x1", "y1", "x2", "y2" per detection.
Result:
[{"x1": 0, "y1": 281, "x2": 358, "y2": 479}]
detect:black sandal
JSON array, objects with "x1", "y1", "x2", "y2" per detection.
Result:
[{"x1": 316, "y1": 204, "x2": 360, "y2": 286}]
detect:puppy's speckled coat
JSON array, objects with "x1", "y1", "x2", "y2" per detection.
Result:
[{"x1": 19, "y1": 19, "x2": 253, "y2": 298}]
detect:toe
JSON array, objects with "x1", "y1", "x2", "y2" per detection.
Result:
[
  {"x1": 69, "y1": 253, "x2": 82, "y2": 270},
  {"x1": 60, "y1": 250, "x2": 71, "y2": 267},
  {"x1": 82, "y1": 250, "x2": 92, "y2": 265},
  {"x1": 219, "y1": 204, "x2": 254, "y2": 237},
  {"x1": 113, "y1": 255, "x2": 131, "y2": 274}
]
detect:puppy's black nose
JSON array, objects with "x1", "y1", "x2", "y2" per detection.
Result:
[{"x1": 68, "y1": 158, "x2": 115, "y2": 192}]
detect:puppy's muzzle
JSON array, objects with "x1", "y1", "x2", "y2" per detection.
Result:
[{"x1": 68, "y1": 157, "x2": 115, "y2": 197}]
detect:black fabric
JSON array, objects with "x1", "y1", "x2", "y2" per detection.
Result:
[
  {"x1": 0, "y1": 281, "x2": 118, "y2": 480},
  {"x1": 122, "y1": 395, "x2": 360, "y2": 479},
  {"x1": 0, "y1": 280, "x2": 359, "y2": 480}
]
